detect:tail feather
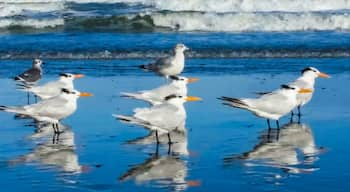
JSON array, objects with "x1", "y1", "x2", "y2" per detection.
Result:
[
  {"x1": 14, "y1": 76, "x2": 22, "y2": 81},
  {"x1": 218, "y1": 96, "x2": 249, "y2": 109},
  {"x1": 16, "y1": 83, "x2": 33, "y2": 91},
  {"x1": 113, "y1": 114, "x2": 137, "y2": 123},
  {"x1": 0, "y1": 105, "x2": 27, "y2": 114},
  {"x1": 139, "y1": 64, "x2": 151, "y2": 71},
  {"x1": 254, "y1": 91, "x2": 271, "y2": 95},
  {"x1": 0, "y1": 105, "x2": 7, "y2": 111},
  {"x1": 120, "y1": 92, "x2": 142, "y2": 100}
]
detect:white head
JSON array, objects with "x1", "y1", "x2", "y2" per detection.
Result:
[
  {"x1": 32, "y1": 59, "x2": 44, "y2": 68},
  {"x1": 169, "y1": 76, "x2": 199, "y2": 85},
  {"x1": 59, "y1": 73, "x2": 84, "y2": 82},
  {"x1": 301, "y1": 67, "x2": 330, "y2": 79},
  {"x1": 164, "y1": 94, "x2": 201, "y2": 105},
  {"x1": 174, "y1": 43, "x2": 189, "y2": 53},
  {"x1": 60, "y1": 88, "x2": 93, "y2": 99}
]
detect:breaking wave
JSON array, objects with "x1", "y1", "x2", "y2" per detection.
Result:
[{"x1": 1, "y1": 0, "x2": 350, "y2": 32}]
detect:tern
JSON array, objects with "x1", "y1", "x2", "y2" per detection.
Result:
[
  {"x1": 140, "y1": 44, "x2": 189, "y2": 78},
  {"x1": 219, "y1": 85, "x2": 312, "y2": 128},
  {"x1": 0, "y1": 88, "x2": 92, "y2": 133},
  {"x1": 289, "y1": 67, "x2": 330, "y2": 117},
  {"x1": 257, "y1": 67, "x2": 330, "y2": 118},
  {"x1": 114, "y1": 94, "x2": 201, "y2": 144},
  {"x1": 18, "y1": 73, "x2": 84, "y2": 100},
  {"x1": 121, "y1": 76, "x2": 199, "y2": 105}
]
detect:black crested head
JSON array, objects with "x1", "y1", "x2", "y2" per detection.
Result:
[
  {"x1": 301, "y1": 67, "x2": 315, "y2": 74},
  {"x1": 59, "y1": 73, "x2": 69, "y2": 77},
  {"x1": 169, "y1": 75, "x2": 180, "y2": 80},
  {"x1": 164, "y1": 94, "x2": 178, "y2": 101},
  {"x1": 280, "y1": 84, "x2": 294, "y2": 90},
  {"x1": 61, "y1": 88, "x2": 71, "y2": 94}
]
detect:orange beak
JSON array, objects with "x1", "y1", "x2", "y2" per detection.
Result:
[
  {"x1": 80, "y1": 92, "x2": 93, "y2": 97},
  {"x1": 186, "y1": 180, "x2": 201, "y2": 187},
  {"x1": 187, "y1": 77, "x2": 199, "y2": 83},
  {"x1": 298, "y1": 88, "x2": 313, "y2": 94},
  {"x1": 74, "y1": 74, "x2": 85, "y2": 79},
  {"x1": 318, "y1": 72, "x2": 330, "y2": 78},
  {"x1": 185, "y1": 96, "x2": 202, "y2": 101}
]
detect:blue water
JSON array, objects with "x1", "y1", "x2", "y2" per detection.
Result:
[
  {"x1": 1, "y1": 1, "x2": 350, "y2": 192},
  {"x1": 0, "y1": 58, "x2": 349, "y2": 191}
]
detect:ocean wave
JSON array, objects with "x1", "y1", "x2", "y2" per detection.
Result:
[
  {"x1": 1, "y1": 1, "x2": 350, "y2": 32},
  {"x1": 1, "y1": 49, "x2": 349, "y2": 59},
  {"x1": 0, "y1": 18, "x2": 64, "y2": 29},
  {"x1": 2, "y1": 12, "x2": 350, "y2": 32},
  {"x1": 3, "y1": 0, "x2": 350, "y2": 12},
  {"x1": 0, "y1": 3, "x2": 64, "y2": 17},
  {"x1": 150, "y1": 12, "x2": 350, "y2": 32}
]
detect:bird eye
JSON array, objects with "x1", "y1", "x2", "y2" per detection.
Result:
[{"x1": 179, "y1": 96, "x2": 183, "y2": 98}]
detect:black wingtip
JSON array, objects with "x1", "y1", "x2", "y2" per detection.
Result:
[
  {"x1": 14, "y1": 76, "x2": 20, "y2": 81},
  {"x1": 0, "y1": 105, "x2": 7, "y2": 111},
  {"x1": 117, "y1": 117, "x2": 131, "y2": 122}
]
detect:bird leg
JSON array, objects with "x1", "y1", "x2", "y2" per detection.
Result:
[
  {"x1": 167, "y1": 142, "x2": 172, "y2": 155},
  {"x1": 276, "y1": 120, "x2": 280, "y2": 129},
  {"x1": 155, "y1": 130, "x2": 160, "y2": 144},
  {"x1": 276, "y1": 127, "x2": 280, "y2": 141},
  {"x1": 297, "y1": 106, "x2": 301, "y2": 117},
  {"x1": 167, "y1": 132, "x2": 172, "y2": 144},
  {"x1": 267, "y1": 119, "x2": 271, "y2": 129},
  {"x1": 27, "y1": 91, "x2": 30, "y2": 104},
  {"x1": 52, "y1": 123, "x2": 57, "y2": 133}
]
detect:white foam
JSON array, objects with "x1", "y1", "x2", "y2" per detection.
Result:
[
  {"x1": 2, "y1": 0, "x2": 350, "y2": 13},
  {"x1": 0, "y1": 3, "x2": 64, "y2": 17},
  {"x1": 150, "y1": 12, "x2": 350, "y2": 32},
  {"x1": 150, "y1": 0, "x2": 350, "y2": 12}
]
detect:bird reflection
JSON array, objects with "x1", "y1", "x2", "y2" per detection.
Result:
[
  {"x1": 119, "y1": 135, "x2": 199, "y2": 191},
  {"x1": 127, "y1": 128, "x2": 189, "y2": 156},
  {"x1": 9, "y1": 122, "x2": 85, "y2": 174},
  {"x1": 224, "y1": 122, "x2": 323, "y2": 175}
]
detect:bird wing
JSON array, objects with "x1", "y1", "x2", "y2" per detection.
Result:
[
  {"x1": 24, "y1": 97, "x2": 68, "y2": 118},
  {"x1": 153, "y1": 56, "x2": 174, "y2": 70},
  {"x1": 134, "y1": 104, "x2": 184, "y2": 129},
  {"x1": 246, "y1": 91, "x2": 290, "y2": 114},
  {"x1": 16, "y1": 68, "x2": 41, "y2": 82}
]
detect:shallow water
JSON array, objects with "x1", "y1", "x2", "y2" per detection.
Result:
[{"x1": 0, "y1": 59, "x2": 349, "y2": 191}]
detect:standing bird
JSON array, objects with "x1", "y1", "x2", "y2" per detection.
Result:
[
  {"x1": 14, "y1": 59, "x2": 45, "y2": 103},
  {"x1": 219, "y1": 85, "x2": 312, "y2": 128},
  {"x1": 0, "y1": 88, "x2": 92, "y2": 133},
  {"x1": 121, "y1": 76, "x2": 199, "y2": 105},
  {"x1": 288, "y1": 67, "x2": 330, "y2": 117},
  {"x1": 18, "y1": 73, "x2": 84, "y2": 100},
  {"x1": 140, "y1": 44, "x2": 189, "y2": 78},
  {"x1": 114, "y1": 94, "x2": 201, "y2": 144},
  {"x1": 14, "y1": 59, "x2": 44, "y2": 84}
]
